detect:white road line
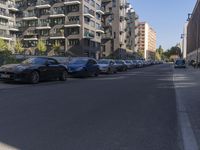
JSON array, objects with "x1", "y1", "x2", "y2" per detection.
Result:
[{"x1": 173, "y1": 73, "x2": 199, "y2": 150}]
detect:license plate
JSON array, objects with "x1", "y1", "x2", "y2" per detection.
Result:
[{"x1": 1, "y1": 74, "x2": 10, "y2": 78}]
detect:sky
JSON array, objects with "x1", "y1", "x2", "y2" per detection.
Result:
[{"x1": 130, "y1": 0, "x2": 196, "y2": 50}]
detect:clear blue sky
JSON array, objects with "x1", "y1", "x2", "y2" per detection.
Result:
[{"x1": 130, "y1": 0, "x2": 196, "y2": 50}]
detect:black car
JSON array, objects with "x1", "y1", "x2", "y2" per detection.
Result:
[
  {"x1": 0, "y1": 57, "x2": 68, "y2": 83},
  {"x1": 174, "y1": 59, "x2": 186, "y2": 68},
  {"x1": 67, "y1": 57, "x2": 100, "y2": 77}
]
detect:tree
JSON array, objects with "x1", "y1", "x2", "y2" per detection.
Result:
[
  {"x1": 37, "y1": 39, "x2": 46, "y2": 55},
  {"x1": 0, "y1": 38, "x2": 8, "y2": 51},
  {"x1": 155, "y1": 45, "x2": 165, "y2": 60},
  {"x1": 15, "y1": 39, "x2": 24, "y2": 54},
  {"x1": 52, "y1": 41, "x2": 61, "y2": 55},
  {"x1": 137, "y1": 50, "x2": 144, "y2": 58}
]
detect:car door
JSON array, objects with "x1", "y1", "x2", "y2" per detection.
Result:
[
  {"x1": 47, "y1": 58, "x2": 61, "y2": 79},
  {"x1": 87, "y1": 59, "x2": 98, "y2": 75},
  {"x1": 110, "y1": 60, "x2": 116, "y2": 72}
]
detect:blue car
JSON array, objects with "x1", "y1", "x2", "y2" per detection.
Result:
[{"x1": 67, "y1": 57, "x2": 100, "y2": 77}]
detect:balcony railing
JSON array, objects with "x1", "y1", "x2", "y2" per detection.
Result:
[
  {"x1": 50, "y1": 32, "x2": 65, "y2": 37},
  {"x1": 23, "y1": 13, "x2": 37, "y2": 18},
  {"x1": 0, "y1": 33, "x2": 12, "y2": 38},
  {"x1": 24, "y1": 34, "x2": 38, "y2": 39},
  {"x1": 64, "y1": 0, "x2": 81, "y2": 5},
  {"x1": 65, "y1": 20, "x2": 80, "y2": 25}
]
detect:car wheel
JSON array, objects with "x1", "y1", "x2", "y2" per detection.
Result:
[
  {"x1": 30, "y1": 71, "x2": 40, "y2": 84},
  {"x1": 59, "y1": 70, "x2": 68, "y2": 81}
]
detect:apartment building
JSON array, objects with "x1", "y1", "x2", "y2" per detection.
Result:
[
  {"x1": 15, "y1": 0, "x2": 104, "y2": 58},
  {"x1": 101, "y1": 0, "x2": 130, "y2": 58},
  {"x1": 126, "y1": 6, "x2": 139, "y2": 53},
  {"x1": 0, "y1": 0, "x2": 18, "y2": 51},
  {"x1": 138, "y1": 22, "x2": 156, "y2": 60}
]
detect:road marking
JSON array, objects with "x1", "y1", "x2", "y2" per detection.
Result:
[{"x1": 173, "y1": 73, "x2": 199, "y2": 150}]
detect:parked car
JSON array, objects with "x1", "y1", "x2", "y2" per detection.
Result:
[
  {"x1": 124, "y1": 60, "x2": 135, "y2": 69},
  {"x1": 67, "y1": 57, "x2": 99, "y2": 77},
  {"x1": 0, "y1": 57, "x2": 68, "y2": 83},
  {"x1": 174, "y1": 59, "x2": 186, "y2": 68},
  {"x1": 98, "y1": 59, "x2": 117, "y2": 74},
  {"x1": 114, "y1": 60, "x2": 128, "y2": 72},
  {"x1": 134, "y1": 60, "x2": 143, "y2": 68}
]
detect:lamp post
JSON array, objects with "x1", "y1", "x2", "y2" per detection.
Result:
[{"x1": 187, "y1": 13, "x2": 199, "y2": 68}]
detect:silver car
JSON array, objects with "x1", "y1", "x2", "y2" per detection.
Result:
[{"x1": 98, "y1": 59, "x2": 117, "y2": 74}]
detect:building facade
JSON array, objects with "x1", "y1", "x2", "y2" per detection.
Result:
[
  {"x1": 187, "y1": 0, "x2": 200, "y2": 61},
  {"x1": 126, "y1": 7, "x2": 139, "y2": 53},
  {"x1": 101, "y1": 0, "x2": 130, "y2": 58},
  {"x1": 0, "y1": 0, "x2": 18, "y2": 51},
  {"x1": 138, "y1": 22, "x2": 156, "y2": 60},
  {"x1": 15, "y1": 0, "x2": 104, "y2": 58}
]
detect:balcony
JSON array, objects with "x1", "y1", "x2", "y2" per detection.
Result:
[
  {"x1": 64, "y1": 0, "x2": 81, "y2": 5},
  {"x1": 84, "y1": 10, "x2": 95, "y2": 18},
  {"x1": 96, "y1": 27, "x2": 104, "y2": 33},
  {"x1": 23, "y1": 13, "x2": 37, "y2": 20},
  {"x1": 36, "y1": 23, "x2": 51, "y2": 29},
  {"x1": 0, "y1": 12, "x2": 11, "y2": 20},
  {"x1": 102, "y1": 22, "x2": 112, "y2": 28},
  {"x1": 8, "y1": 4, "x2": 19, "y2": 12},
  {"x1": 102, "y1": 34, "x2": 113, "y2": 40},
  {"x1": 23, "y1": 34, "x2": 38, "y2": 41},
  {"x1": 0, "y1": 34, "x2": 13, "y2": 41},
  {"x1": 64, "y1": 20, "x2": 81, "y2": 27},
  {"x1": 84, "y1": 32, "x2": 94, "y2": 39},
  {"x1": 102, "y1": 10, "x2": 112, "y2": 16},
  {"x1": 9, "y1": 25, "x2": 19, "y2": 31},
  {"x1": 36, "y1": 0, "x2": 51, "y2": 8},
  {"x1": 96, "y1": 7, "x2": 104, "y2": 15},
  {"x1": 49, "y1": 10, "x2": 65, "y2": 18},
  {"x1": 50, "y1": 32, "x2": 65, "y2": 39},
  {"x1": 102, "y1": 0, "x2": 111, "y2": 3}
]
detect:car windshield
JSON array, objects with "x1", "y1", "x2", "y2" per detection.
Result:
[
  {"x1": 98, "y1": 60, "x2": 109, "y2": 64},
  {"x1": 176, "y1": 60, "x2": 185, "y2": 65},
  {"x1": 22, "y1": 58, "x2": 47, "y2": 65},
  {"x1": 69, "y1": 59, "x2": 88, "y2": 65}
]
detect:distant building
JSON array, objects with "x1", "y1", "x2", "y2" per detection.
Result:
[{"x1": 138, "y1": 22, "x2": 156, "y2": 60}]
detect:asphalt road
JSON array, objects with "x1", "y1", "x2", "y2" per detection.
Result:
[{"x1": 0, "y1": 64, "x2": 180, "y2": 150}]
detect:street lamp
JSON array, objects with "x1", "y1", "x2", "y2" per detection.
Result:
[{"x1": 187, "y1": 13, "x2": 199, "y2": 68}]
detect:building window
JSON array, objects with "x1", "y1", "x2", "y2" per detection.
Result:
[
  {"x1": 66, "y1": 5, "x2": 79, "y2": 13},
  {"x1": 66, "y1": 27, "x2": 80, "y2": 35},
  {"x1": 68, "y1": 39, "x2": 80, "y2": 46}
]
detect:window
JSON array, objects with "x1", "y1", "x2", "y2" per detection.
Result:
[
  {"x1": 68, "y1": 39, "x2": 80, "y2": 46},
  {"x1": 66, "y1": 5, "x2": 79, "y2": 13},
  {"x1": 66, "y1": 27, "x2": 80, "y2": 35},
  {"x1": 90, "y1": 20, "x2": 95, "y2": 27}
]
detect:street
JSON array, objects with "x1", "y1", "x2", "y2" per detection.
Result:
[{"x1": 0, "y1": 64, "x2": 187, "y2": 150}]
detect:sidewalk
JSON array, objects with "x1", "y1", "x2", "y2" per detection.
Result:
[{"x1": 173, "y1": 66, "x2": 200, "y2": 149}]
